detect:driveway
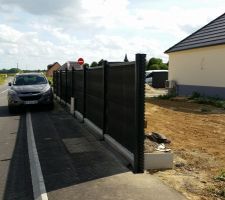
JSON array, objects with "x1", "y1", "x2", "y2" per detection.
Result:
[{"x1": 145, "y1": 84, "x2": 168, "y2": 98}]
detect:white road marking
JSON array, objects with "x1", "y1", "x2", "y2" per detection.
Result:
[
  {"x1": 0, "y1": 89, "x2": 8, "y2": 95},
  {"x1": 26, "y1": 112, "x2": 48, "y2": 200}
]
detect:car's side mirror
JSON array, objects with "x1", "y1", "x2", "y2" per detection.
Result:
[{"x1": 8, "y1": 82, "x2": 12, "y2": 86}]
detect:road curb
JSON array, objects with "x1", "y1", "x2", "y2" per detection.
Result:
[{"x1": 26, "y1": 112, "x2": 48, "y2": 200}]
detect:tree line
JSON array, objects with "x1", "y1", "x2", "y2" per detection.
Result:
[
  {"x1": 86, "y1": 57, "x2": 168, "y2": 70},
  {"x1": 0, "y1": 57, "x2": 168, "y2": 73},
  {"x1": 0, "y1": 68, "x2": 22, "y2": 74},
  {"x1": 0, "y1": 68, "x2": 47, "y2": 74}
]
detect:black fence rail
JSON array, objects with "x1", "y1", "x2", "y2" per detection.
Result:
[{"x1": 53, "y1": 54, "x2": 146, "y2": 173}]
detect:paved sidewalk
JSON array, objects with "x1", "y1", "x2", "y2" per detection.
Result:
[{"x1": 31, "y1": 103, "x2": 186, "y2": 200}]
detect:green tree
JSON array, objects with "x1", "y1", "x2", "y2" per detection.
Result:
[
  {"x1": 146, "y1": 57, "x2": 168, "y2": 70},
  {"x1": 98, "y1": 59, "x2": 104, "y2": 66},
  {"x1": 90, "y1": 61, "x2": 98, "y2": 68},
  {"x1": 8, "y1": 68, "x2": 22, "y2": 73},
  {"x1": 124, "y1": 54, "x2": 129, "y2": 62},
  {"x1": 160, "y1": 63, "x2": 168, "y2": 70},
  {"x1": 149, "y1": 64, "x2": 160, "y2": 70},
  {"x1": 83, "y1": 63, "x2": 89, "y2": 68}
]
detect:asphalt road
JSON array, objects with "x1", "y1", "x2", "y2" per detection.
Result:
[{"x1": 0, "y1": 79, "x2": 33, "y2": 200}]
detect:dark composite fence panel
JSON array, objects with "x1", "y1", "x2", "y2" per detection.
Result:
[
  {"x1": 53, "y1": 71, "x2": 57, "y2": 94},
  {"x1": 58, "y1": 71, "x2": 62, "y2": 98},
  {"x1": 106, "y1": 62, "x2": 136, "y2": 153},
  {"x1": 86, "y1": 67, "x2": 104, "y2": 129},
  {"x1": 73, "y1": 69, "x2": 84, "y2": 115},
  {"x1": 52, "y1": 54, "x2": 146, "y2": 173},
  {"x1": 66, "y1": 71, "x2": 73, "y2": 103},
  {"x1": 61, "y1": 71, "x2": 66, "y2": 102},
  {"x1": 57, "y1": 72, "x2": 60, "y2": 97}
]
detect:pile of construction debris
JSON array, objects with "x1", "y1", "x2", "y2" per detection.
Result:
[{"x1": 145, "y1": 132, "x2": 171, "y2": 153}]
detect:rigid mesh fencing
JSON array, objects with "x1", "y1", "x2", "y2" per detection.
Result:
[
  {"x1": 73, "y1": 69, "x2": 84, "y2": 115},
  {"x1": 61, "y1": 71, "x2": 67, "y2": 102},
  {"x1": 53, "y1": 71, "x2": 57, "y2": 94},
  {"x1": 86, "y1": 67, "x2": 104, "y2": 129},
  {"x1": 53, "y1": 54, "x2": 146, "y2": 173},
  {"x1": 106, "y1": 62, "x2": 136, "y2": 155},
  {"x1": 66, "y1": 71, "x2": 73, "y2": 103}
]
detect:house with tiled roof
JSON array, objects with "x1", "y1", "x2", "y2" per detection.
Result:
[
  {"x1": 59, "y1": 61, "x2": 82, "y2": 71},
  {"x1": 165, "y1": 12, "x2": 225, "y2": 98},
  {"x1": 46, "y1": 62, "x2": 61, "y2": 77}
]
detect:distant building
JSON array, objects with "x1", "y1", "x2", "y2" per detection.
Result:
[
  {"x1": 46, "y1": 62, "x2": 61, "y2": 77},
  {"x1": 59, "y1": 61, "x2": 82, "y2": 70}
]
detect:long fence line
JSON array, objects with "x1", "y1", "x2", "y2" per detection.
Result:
[{"x1": 53, "y1": 54, "x2": 146, "y2": 173}]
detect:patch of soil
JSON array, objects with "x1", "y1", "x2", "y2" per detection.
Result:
[{"x1": 145, "y1": 98, "x2": 225, "y2": 200}]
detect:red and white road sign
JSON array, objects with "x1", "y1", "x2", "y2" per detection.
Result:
[{"x1": 77, "y1": 58, "x2": 84, "y2": 65}]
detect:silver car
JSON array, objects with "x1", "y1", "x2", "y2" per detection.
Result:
[{"x1": 8, "y1": 73, "x2": 53, "y2": 113}]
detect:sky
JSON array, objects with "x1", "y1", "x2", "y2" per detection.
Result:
[{"x1": 0, "y1": 0, "x2": 225, "y2": 70}]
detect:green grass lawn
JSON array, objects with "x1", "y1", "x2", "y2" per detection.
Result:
[
  {"x1": 0, "y1": 74, "x2": 7, "y2": 85},
  {"x1": 46, "y1": 76, "x2": 53, "y2": 85}
]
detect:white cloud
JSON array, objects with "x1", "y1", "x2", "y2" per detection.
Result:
[
  {"x1": 0, "y1": 24, "x2": 22, "y2": 43},
  {"x1": 0, "y1": 0, "x2": 79, "y2": 15},
  {"x1": 0, "y1": 0, "x2": 225, "y2": 68}
]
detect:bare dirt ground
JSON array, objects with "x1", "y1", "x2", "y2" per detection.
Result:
[{"x1": 145, "y1": 86, "x2": 225, "y2": 200}]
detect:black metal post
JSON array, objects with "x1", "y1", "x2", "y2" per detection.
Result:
[
  {"x1": 57, "y1": 72, "x2": 59, "y2": 97},
  {"x1": 60, "y1": 70, "x2": 62, "y2": 100},
  {"x1": 65, "y1": 68, "x2": 68, "y2": 103},
  {"x1": 56, "y1": 71, "x2": 58, "y2": 96},
  {"x1": 54, "y1": 72, "x2": 56, "y2": 95},
  {"x1": 72, "y1": 68, "x2": 75, "y2": 97},
  {"x1": 103, "y1": 61, "x2": 108, "y2": 137},
  {"x1": 83, "y1": 65, "x2": 87, "y2": 119},
  {"x1": 53, "y1": 71, "x2": 55, "y2": 94},
  {"x1": 134, "y1": 53, "x2": 146, "y2": 173}
]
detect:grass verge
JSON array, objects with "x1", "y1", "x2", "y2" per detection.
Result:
[
  {"x1": 0, "y1": 74, "x2": 7, "y2": 85},
  {"x1": 189, "y1": 92, "x2": 225, "y2": 109}
]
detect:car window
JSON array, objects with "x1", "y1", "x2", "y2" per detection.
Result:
[{"x1": 14, "y1": 75, "x2": 47, "y2": 85}]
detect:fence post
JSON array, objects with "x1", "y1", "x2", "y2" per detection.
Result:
[
  {"x1": 57, "y1": 71, "x2": 59, "y2": 97},
  {"x1": 72, "y1": 67, "x2": 75, "y2": 97},
  {"x1": 65, "y1": 68, "x2": 68, "y2": 104},
  {"x1": 134, "y1": 53, "x2": 146, "y2": 173},
  {"x1": 83, "y1": 65, "x2": 87, "y2": 119},
  {"x1": 103, "y1": 61, "x2": 108, "y2": 137},
  {"x1": 60, "y1": 70, "x2": 62, "y2": 101},
  {"x1": 53, "y1": 71, "x2": 55, "y2": 94},
  {"x1": 55, "y1": 71, "x2": 57, "y2": 95}
]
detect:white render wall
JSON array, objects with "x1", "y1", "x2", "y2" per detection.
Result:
[{"x1": 168, "y1": 44, "x2": 225, "y2": 88}]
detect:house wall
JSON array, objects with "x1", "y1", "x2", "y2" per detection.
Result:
[
  {"x1": 46, "y1": 63, "x2": 61, "y2": 77},
  {"x1": 168, "y1": 44, "x2": 225, "y2": 98}
]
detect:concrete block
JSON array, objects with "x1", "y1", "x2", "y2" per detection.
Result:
[
  {"x1": 70, "y1": 97, "x2": 74, "y2": 114},
  {"x1": 144, "y1": 152, "x2": 173, "y2": 170},
  {"x1": 84, "y1": 118, "x2": 103, "y2": 139},
  {"x1": 104, "y1": 134, "x2": 134, "y2": 167},
  {"x1": 75, "y1": 111, "x2": 83, "y2": 122}
]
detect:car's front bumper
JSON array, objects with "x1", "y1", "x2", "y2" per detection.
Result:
[{"x1": 8, "y1": 93, "x2": 53, "y2": 107}]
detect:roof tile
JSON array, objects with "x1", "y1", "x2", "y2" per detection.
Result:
[{"x1": 165, "y1": 13, "x2": 225, "y2": 53}]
